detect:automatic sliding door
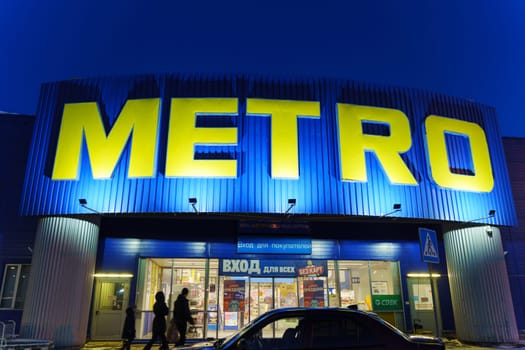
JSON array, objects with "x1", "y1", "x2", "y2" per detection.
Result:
[
  {"x1": 248, "y1": 277, "x2": 273, "y2": 321},
  {"x1": 275, "y1": 277, "x2": 297, "y2": 308}
]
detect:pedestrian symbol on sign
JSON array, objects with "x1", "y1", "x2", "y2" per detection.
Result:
[
  {"x1": 418, "y1": 228, "x2": 440, "y2": 264},
  {"x1": 424, "y1": 233, "x2": 438, "y2": 258}
]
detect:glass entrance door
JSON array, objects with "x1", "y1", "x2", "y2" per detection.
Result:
[
  {"x1": 91, "y1": 278, "x2": 130, "y2": 340},
  {"x1": 407, "y1": 276, "x2": 441, "y2": 335},
  {"x1": 246, "y1": 277, "x2": 299, "y2": 321},
  {"x1": 275, "y1": 278, "x2": 298, "y2": 308},
  {"x1": 248, "y1": 278, "x2": 273, "y2": 322}
]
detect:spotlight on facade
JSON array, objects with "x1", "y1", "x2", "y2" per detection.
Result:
[
  {"x1": 78, "y1": 198, "x2": 101, "y2": 214},
  {"x1": 381, "y1": 203, "x2": 402, "y2": 217},
  {"x1": 188, "y1": 198, "x2": 198, "y2": 213},
  {"x1": 469, "y1": 209, "x2": 496, "y2": 222},
  {"x1": 285, "y1": 198, "x2": 296, "y2": 214}
]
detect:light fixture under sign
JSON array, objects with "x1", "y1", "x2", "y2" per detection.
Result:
[
  {"x1": 188, "y1": 197, "x2": 199, "y2": 213},
  {"x1": 381, "y1": 203, "x2": 402, "y2": 217},
  {"x1": 93, "y1": 273, "x2": 134, "y2": 278},
  {"x1": 78, "y1": 198, "x2": 101, "y2": 214},
  {"x1": 406, "y1": 273, "x2": 441, "y2": 278},
  {"x1": 285, "y1": 198, "x2": 296, "y2": 214},
  {"x1": 468, "y1": 209, "x2": 496, "y2": 222}
]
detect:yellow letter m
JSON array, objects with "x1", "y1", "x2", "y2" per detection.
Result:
[{"x1": 51, "y1": 99, "x2": 160, "y2": 180}]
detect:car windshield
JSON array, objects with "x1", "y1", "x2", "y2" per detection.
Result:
[
  {"x1": 366, "y1": 312, "x2": 410, "y2": 340},
  {"x1": 216, "y1": 313, "x2": 268, "y2": 348}
]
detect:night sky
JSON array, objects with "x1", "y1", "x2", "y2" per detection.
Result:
[{"x1": 2, "y1": 1, "x2": 524, "y2": 137}]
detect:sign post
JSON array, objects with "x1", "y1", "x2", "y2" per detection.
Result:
[{"x1": 418, "y1": 228, "x2": 441, "y2": 338}]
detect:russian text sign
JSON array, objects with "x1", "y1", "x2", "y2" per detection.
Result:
[
  {"x1": 219, "y1": 259, "x2": 327, "y2": 277},
  {"x1": 372, "y1": 294, "x2": 403, "y2": 311},
  {"x1": 237, "y1": 237, "x2": 312, "y2": 254}
]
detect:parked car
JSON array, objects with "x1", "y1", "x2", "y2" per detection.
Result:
[{"x1": 180, "y1": 307, "x2": 445, "y2": 349}]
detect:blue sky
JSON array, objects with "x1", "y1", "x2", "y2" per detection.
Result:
[{"x1": 2, "y1": 1, "x2": 524, "y2": 137}]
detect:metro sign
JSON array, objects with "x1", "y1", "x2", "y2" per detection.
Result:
[{"x1": 51, "y1": 97, "x2": 494, "y2": 193}]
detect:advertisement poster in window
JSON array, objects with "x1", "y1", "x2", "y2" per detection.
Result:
[
  {"x1": 223, "y1": 280, "x2": 246, "y2": 330},
  {"x1": 224, "y1": 311, "x2": 238, "y2": 331},
  {"x1": 224, "y1": 280, "x2": 245, "y2": 311},
  {"x1": 303, "y1": 280, "x2": 324, "y2": 307},
  {"x1": 371, "y1": 281, "x2": 388, "y2": 295},
  {"x1": 413, "y1": 283, "x2": 434, "y2": 310}
]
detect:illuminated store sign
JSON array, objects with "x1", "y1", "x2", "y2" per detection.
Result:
[
  {"x1": 219, "y1": 259, "x2": 328, "y2": 277},
  {"x1": 51, "y1": 98, "x2": 493, "y2": 192},
  {"x1": 237, "y1": 237, "x2": 312, "y2": 254},
  {"x1": 372, "y1": 295, "x2": 402, "y2": 311},
  {"x1": 21, "y1": 75, "x2": 517, "y2": 224}
]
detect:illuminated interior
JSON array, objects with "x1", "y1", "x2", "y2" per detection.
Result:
[{"x1": 134, "y1": 258, "x2": 403, "y2": 339}]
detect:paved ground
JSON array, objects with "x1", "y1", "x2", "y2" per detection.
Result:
[
  {"x1": 442, "y1": 338, "x2": 525, "y2": 349},
  {"x1": 80, "y1": 339, "x2": 525, "y2": 349}
]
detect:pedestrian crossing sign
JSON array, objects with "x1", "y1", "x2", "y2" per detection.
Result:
[{"x1": 418, "y1": 228, "x2": 439, "y2": 264}]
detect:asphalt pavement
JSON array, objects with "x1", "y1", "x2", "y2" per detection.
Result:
[{"x1": 442, "y1": 338, "x2": 524, "y2": 349}]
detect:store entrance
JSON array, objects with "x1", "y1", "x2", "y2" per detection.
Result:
[
  {"x1": 134, "y1": 257, "x2": 405, "y2": 339},
  {"x1": 407, "y1": 276, "x2": 441, "y2": 336},
  {"x1": 222, "y1": 277, "x2": 299, "y2": 333},
  {"x1": 91, "y1": 278, "x2": 130, "y2": 340},
  {"x1": 248, "y1": 277, "x2": 298, "y2": 321},
  {"x1": 248, "y1": 278, "x2": 273, "y2": 321}
]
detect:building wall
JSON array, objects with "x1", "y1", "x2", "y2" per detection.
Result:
[
  {"x1": 21, "y1": 75, "x2": 517, "y2": 228},
  {"x1": 0, "y1": 113, "x2": 37, "y2": 330},
  {"x1": 502, "y1": 137, "x2": 525, "y2": 331},
  {"x1": 1, "y1": 85, "x2": 523, "y2": 341}
]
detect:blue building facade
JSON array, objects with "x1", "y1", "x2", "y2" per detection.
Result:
[{"x1": 0, "y1": 74, "x2": 523, "y2": 347}]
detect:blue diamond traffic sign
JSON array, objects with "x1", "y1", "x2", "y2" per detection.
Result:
[{"x1": 419, "y1": 228, "x2": 439, "y2": 264}]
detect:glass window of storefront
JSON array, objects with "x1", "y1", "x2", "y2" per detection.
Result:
[
  {"x1": 135, "y1": 258, "x2": 404, "y2": 340},
  {"x1": 0, "y1": 264, "x2": 31, "y2": 309}
]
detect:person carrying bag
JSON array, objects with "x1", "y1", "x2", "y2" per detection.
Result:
[
  {"x1": 167, "y1": 318, "x2": 180, "y2": 344},
  {"x1": 173, "y1": 288, "x2": 195, "y2": 347},
  {"x1": 143, "y1": 291, "x2": 169, "y2": 350}
]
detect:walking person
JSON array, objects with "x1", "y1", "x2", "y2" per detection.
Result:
[
  {"x1": 173, "y1": 287, "x2": 195, "y2": 347},
  {"x1": 121, "y1": 305, "x2": 136, "y2": 350},
  {"x1": 144, "y1": 291, "x2": 169, "y2": 350}
]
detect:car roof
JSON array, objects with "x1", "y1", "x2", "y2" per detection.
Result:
[
  {"x1": 253, "y1": 307, "x2": 406, "y2": 337},
  {"x1": 259, "y1": 307, "x2": 375, "y2": 317}
]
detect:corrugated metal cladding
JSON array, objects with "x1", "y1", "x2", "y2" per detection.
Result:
[
  {"x1": 444, "y1": 226, "x2": 518, "y2": 343},
  {"x1": 20, "y1": 217, "x2": 99, "y2": 347},
  {"x1": 21, "y1": 74, "x2": 516, "y2": 225}
]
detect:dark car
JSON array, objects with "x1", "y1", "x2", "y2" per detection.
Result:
[{"x1": 180, "y1": 307, "x2": 444, "y2": 350}]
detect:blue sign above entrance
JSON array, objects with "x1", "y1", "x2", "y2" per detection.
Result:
[
  {"x1": 237, "y1": 236, "x2": 312, "y2": 254},
  {"x1": 219, "y1": 259, "x2": 327, "y2": 277}
]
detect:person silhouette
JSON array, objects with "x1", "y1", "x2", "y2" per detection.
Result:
[
  {"x1": 144, "y1": 291, "x2": 169, "y2": 350},
  {"x1": 120, "y1": 305, "x2": 136, "y2": 350},
  {"x1": 173, "y1": 287, "x2": 195, "y2": 347}
]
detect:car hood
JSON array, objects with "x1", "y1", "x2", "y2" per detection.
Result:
[
  {"x1": 408, "y1": 334, "x2": 445, "y2": 346},
  {"x1": 176, "y1": 340, "x2": 217, "y2": 350},
  {"x1": 179, "y1": 336, "x2": 444, "y2": 349}
]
